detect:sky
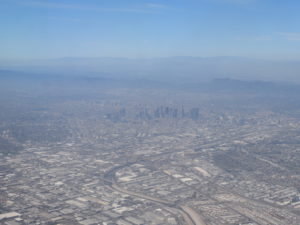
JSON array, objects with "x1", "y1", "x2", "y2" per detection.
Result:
[{"x1": 0, "y1": 0, "x2": 300, "y2": 60}]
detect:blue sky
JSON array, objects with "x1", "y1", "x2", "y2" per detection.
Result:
[{"x1": 0, "y1": 0, "x2": 300, "y2": 59}]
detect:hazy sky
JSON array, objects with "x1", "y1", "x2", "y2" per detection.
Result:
[{"x1": 1, "y1": 0, "x2": 300, "y2": 59}]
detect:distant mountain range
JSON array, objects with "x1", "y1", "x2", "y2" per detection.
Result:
[
  {"x1": 1, "y1": 56, "x2": 300, "y2": 84},
  {"x1": 1, "y1": 69, "x2": 300, "y2": 95}
]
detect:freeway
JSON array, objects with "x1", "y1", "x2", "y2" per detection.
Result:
[
  {"x1": 180, "y1": 205, "x2": 207, "y2": 225},
  {"x1": 104, "y1": 163, "x2": 207, "y2": 225}
]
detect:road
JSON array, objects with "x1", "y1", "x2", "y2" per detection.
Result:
[
  {"x1": 180, "y1": 205, "x2": 207, "y2": 225},
  {"x1": 104, "y1": 163, "x2": 207, "y2": 225}
]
